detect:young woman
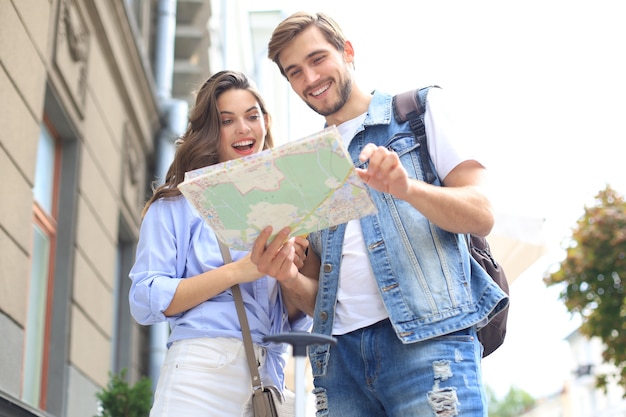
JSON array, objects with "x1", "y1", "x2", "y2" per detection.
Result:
[{"x1": 129, "y1": 70, "x2": 310, "y2": 416}]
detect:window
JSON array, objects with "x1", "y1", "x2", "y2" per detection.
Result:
[
  {"x1": 112, "y1": 220, "x2": 137, "y2": 375},
  {"x1": 22, "y1": 123, "x2": 60, "y2": 408}
]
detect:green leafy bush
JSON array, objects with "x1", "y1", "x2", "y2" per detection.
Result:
[{"x1": 95, "y1": 369, "x2": 152, "y2": 417}]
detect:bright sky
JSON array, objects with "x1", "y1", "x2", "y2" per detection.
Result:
[{"x1": 246, "y1": 0, "x2": 626, "y2": 400}]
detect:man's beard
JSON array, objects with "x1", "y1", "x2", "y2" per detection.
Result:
[{"x1": 306, "y1": 77, "x2": 352, "y2": 117}]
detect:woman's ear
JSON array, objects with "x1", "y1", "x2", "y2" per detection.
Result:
[{"x1": 264, "y1": 112, "x2": 271, "y2": 131}]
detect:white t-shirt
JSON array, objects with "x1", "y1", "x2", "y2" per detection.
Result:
[{"x1": 332, "y1": 87, "x2": 481, "y2": 335}]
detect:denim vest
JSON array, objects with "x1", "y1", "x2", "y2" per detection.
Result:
[{"x1": 307, "y1": 90, "x2": 509, "y2": 376}]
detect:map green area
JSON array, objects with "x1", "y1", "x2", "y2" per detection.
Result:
[{"x1": 178, "y1": 126, "x2": 377, "y2": 250}]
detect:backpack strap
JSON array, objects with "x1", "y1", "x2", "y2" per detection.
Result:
[
  {"x1": 392, "y1": 86, "x2": 439, "y2": 184},
  {"x1": 394, "y1": 86, "x2": 510, "y2": 358}
]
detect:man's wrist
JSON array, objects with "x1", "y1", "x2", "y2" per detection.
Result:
[{"x1": 280, "y1": 272, "x2": 299, "y2": 286}]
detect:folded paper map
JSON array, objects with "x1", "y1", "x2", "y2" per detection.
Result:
[{"x1": 178, "y1": 125, "x2": 377, "y2": 250}]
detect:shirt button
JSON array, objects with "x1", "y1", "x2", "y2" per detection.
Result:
[
  {"x1": 323, "y1": 264, "x2": 333, "y2": 273},
  {"x1": 319, "y1": 311, "x2": 328, "y2": 321}
]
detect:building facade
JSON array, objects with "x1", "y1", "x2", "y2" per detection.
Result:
[
  {"x1": 560, "y1": 330, "x2": 626, "y2": 417},
  {"x1": 0, "y1": 1, "x2": 210, "y2": 416}
]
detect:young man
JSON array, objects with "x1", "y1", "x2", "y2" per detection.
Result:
[{"x1": 251, "y1": 11, "x2": 509, "y2": 417}]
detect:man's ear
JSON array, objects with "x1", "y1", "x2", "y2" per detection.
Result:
[{"x1": 343, "y1": 40, "x2": 355, "y2": 64}]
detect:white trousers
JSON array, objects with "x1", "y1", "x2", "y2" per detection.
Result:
[{"x1": 149, "y1": 337, "x2": 294, "y2": 417}]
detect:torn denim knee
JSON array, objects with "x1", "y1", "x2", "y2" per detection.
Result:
[{"x1": 428, "y1": 359, "x2": 460, "y2": 416}]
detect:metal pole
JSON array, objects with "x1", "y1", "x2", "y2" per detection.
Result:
[
  {"x1": 150, "y1": 0, "x2": 180, "y2": 393},
  {"x1": 294, "y1": 356, "x2": 306, "y2": 417},
  {"x1": 264, "y1": 332, "x2": 337, "y2": 417}
]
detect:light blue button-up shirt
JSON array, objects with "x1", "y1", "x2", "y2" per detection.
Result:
[{"x1": 129, "y1": 195, "x2": 311, "y2": 389}]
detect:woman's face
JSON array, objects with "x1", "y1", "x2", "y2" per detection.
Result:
[{"x1": 217, "y1": 89, "x2": 268, "y2": 163}]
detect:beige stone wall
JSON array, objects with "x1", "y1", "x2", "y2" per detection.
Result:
[
  {"x1": 0, "y1": 0, "x2": 50, "y2": 332},
  {"x1": 0, "y1": 0, "x2": 160, "y2": 414},
  {"x1": 48, "y1": 0, "x2": 157, "y2": 391},
  {"x1": 56, "y1": 0, "x2": 159, "y2": 390}
]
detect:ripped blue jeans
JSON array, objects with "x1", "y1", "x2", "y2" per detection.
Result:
[{"x1": 312, "y1": 320, "x2": 487, "y2": 417}]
